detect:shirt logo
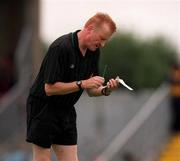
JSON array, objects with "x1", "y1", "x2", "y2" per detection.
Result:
[{"x1": 70, "y1": 64, "x2": 75, "y2": 69}]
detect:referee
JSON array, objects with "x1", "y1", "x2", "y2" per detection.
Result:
[{"x1": 26, "y1": 12, "x2": 119, "y2": 161}]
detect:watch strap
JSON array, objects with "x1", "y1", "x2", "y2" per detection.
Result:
[{"x1": 76, "y1": 80, "x2": 82, "y2": 90}]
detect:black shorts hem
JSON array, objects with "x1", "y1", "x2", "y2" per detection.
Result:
[
  {"x1": 26, "y1": 138, "x2": 77, "y2": 148},
  {"x1": 52, "y1": 140, "x2": 77, "y2": 146},
  {"x1": 26, "y1": 139, "x2": 51, "y2": 148}
]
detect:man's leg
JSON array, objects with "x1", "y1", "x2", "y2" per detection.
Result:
[
  {"x1": 52, "y1": 144, "x2": 78, "y2": 161},
  {"x1": 33, "y1": 144, "x2": 51, "y2": 161}
]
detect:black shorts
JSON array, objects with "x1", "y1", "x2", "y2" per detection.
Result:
[{"x1": 26, "y1": 96, "x2": 77, "y2": 148}]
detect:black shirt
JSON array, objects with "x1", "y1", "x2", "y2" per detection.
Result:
[{"x1": 28, "y1": 30, "x2": 100, "y2": 108}]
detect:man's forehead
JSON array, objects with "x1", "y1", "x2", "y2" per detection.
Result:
[{"x1": 99, "y1": 25, "x2": 112, "y2": 38}]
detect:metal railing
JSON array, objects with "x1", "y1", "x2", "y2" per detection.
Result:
[{"x1": 95, "y1": 83, "x2": 170, "y2": 161}]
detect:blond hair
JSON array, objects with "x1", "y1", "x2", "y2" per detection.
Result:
[{"x1": 85, "y1": 12, "x2": 116, "y2": 33}]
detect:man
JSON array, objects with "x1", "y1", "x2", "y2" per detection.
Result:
[
  {"x1": 26, "y1": 12, "x2": 119, "y2": 161},
  {"x1": 169, "y1": 63, "x2": 180, "y2": 133}
]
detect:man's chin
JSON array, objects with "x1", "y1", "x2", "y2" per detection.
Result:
[{"x1": 89, "y1": 47, "x2": 98, "y2": 51}]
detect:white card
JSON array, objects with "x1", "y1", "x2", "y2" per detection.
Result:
[{"x1": 115, "y1": 76, "x2": 133, "y2": 90}]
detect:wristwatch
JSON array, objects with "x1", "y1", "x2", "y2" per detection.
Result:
[{"x1": 76, "y1": 80, "x2": 82, "y2": 90}]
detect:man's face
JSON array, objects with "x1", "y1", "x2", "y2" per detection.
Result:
[{"x1": 86, "y1": 24, "x2": 113, "y2": 51}]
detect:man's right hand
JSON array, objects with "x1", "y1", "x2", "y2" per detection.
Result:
[{"x1": 82, "y1": 76, "x2": 105, "y2": 89}]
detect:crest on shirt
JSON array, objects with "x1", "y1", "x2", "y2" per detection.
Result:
[{"x1": 70, "y1": 64, "x2": 75, "y2": 69}]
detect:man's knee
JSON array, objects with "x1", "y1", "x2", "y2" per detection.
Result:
[
  {"x1": 33, "y1": 144, "x2": 51, "y2": 161},
  {"x1": 52, "y1": 144, "x2": 78, "y2": 161}
]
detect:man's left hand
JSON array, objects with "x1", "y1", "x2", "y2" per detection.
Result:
[{"x1": 103, "y1": 78, "x2": 119, "y2": 95}]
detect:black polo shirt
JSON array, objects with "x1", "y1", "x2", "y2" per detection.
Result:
[{"x1": 28, "y1": 30, "x2": 100, "y2": 109}]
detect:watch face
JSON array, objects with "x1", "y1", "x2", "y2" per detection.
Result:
[
  {"x1": 77, "y1": 81, "x2": 81, "y2": 85},
  {"x1": 76, "y1": 81, "x2": 82, "y2": 90}
]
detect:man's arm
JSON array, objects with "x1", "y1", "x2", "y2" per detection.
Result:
[
  {"x1": 45, "y1": 76, "x2": 105, "y2": 96},
  {"x1": 45, "y1": 82, "x2": 79, "y2": 96}
]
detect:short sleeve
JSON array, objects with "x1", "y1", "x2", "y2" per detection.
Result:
[{"x1": 43, "y1": 46, "x2": 64, "y2": 84}]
